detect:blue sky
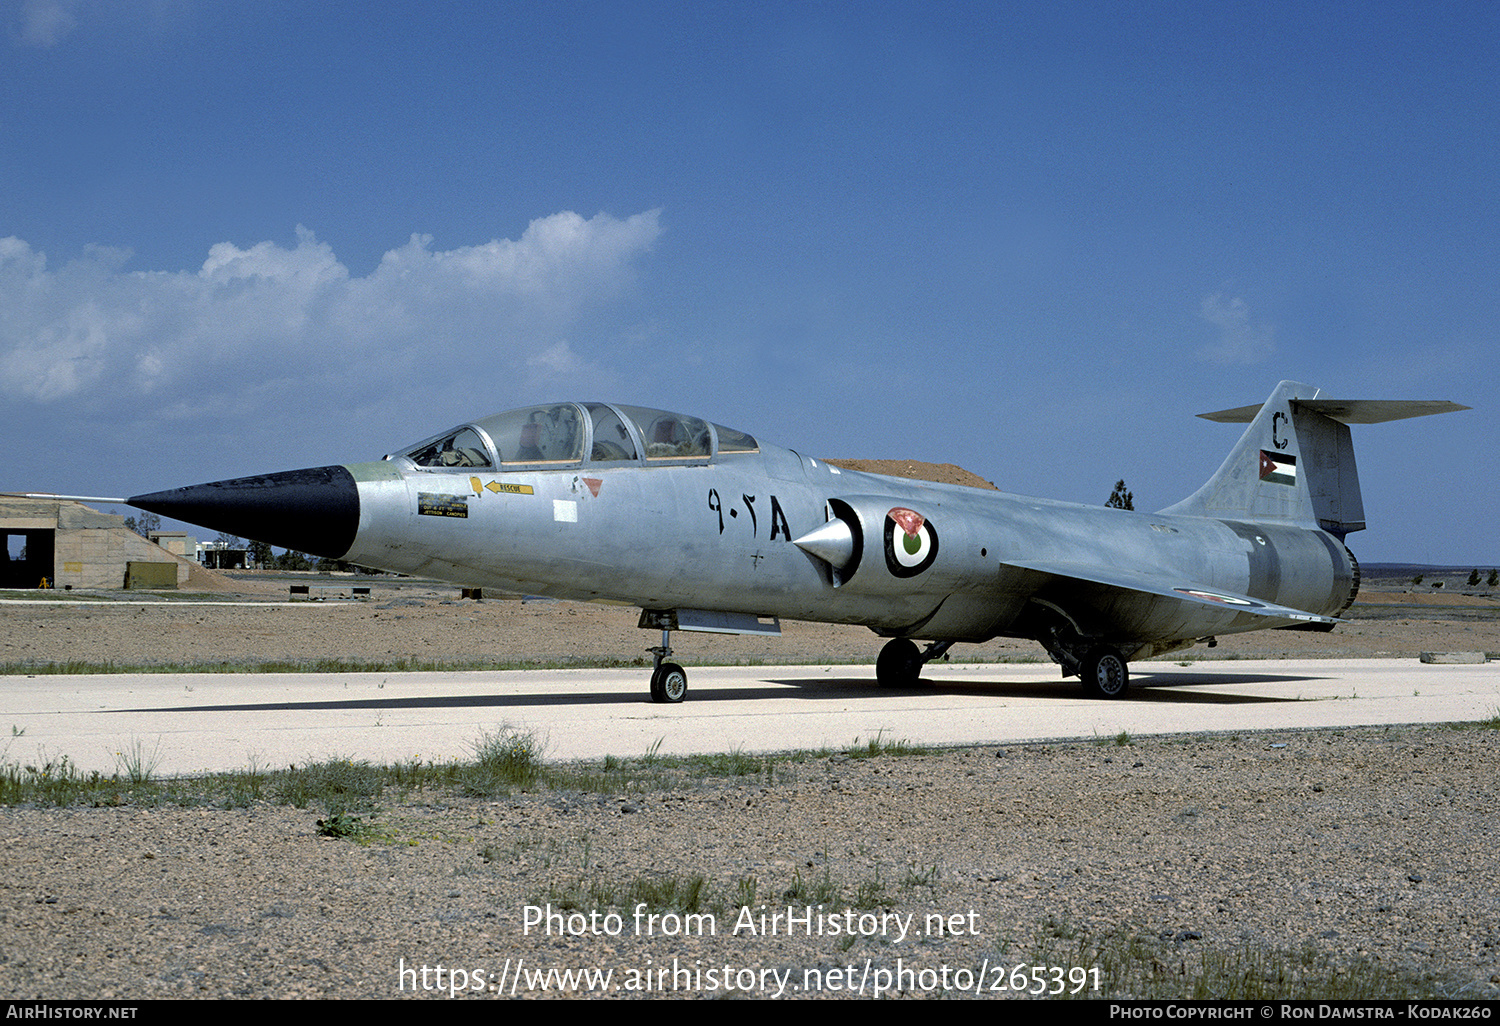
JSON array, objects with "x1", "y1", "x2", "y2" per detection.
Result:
[{"x1": 2, "y1": 0, "x2": 1494, "y2": 564}]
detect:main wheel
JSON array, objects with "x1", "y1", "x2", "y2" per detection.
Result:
[
  {"x1": 650, "y1": 661, "x2": 688, "y2": 703},
  {"x1": 876, "y1": 638, "x2": 922, "y2": 687},
  {"x1": 1081, "y1": 648, "x2": 1129, "y2": 699}
]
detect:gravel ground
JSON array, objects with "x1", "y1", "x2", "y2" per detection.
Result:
[
  {"x1": 3, "y1": 727, "x2": 1497, "y2": 1000},
  {"x1": 1, "y1": 573, "x2": 1497, "y2": 1000}
]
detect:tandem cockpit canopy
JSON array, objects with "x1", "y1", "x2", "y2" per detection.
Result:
[{"x1": 392, "y1": 402, "x2": 760, "y2": 470}]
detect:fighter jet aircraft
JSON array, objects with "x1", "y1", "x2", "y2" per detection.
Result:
[{"x1": 120, "y1": 381, "x2": 1466, "y2": 702}]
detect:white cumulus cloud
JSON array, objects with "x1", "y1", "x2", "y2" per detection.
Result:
[{"x1": 0, "y1": 210, "x2": 663, "y2": 412}]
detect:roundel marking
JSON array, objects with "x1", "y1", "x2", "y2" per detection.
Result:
[{"x1": 884, "y1": 507, "x2": 938, "y2": 577}]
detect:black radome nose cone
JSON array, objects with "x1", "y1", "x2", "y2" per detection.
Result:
[{"x1": 129, "y1": 465, "x2": 359, "y2": 559}]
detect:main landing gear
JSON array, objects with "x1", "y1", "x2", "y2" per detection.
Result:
[
  {"x1": 1027, "y1": 603, "x2": 1132, "y2": 698},
  {"x1": 1079, "y1": 647, "x2": 1129, "y2": 699},
  {"x1": 878, "y1": 632, "x2": 1132, "y2": 697},
  {"x1": 875, "y1": 638, "x2": 955, "y2": 687}
]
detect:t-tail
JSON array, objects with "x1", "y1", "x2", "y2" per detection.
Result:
[{"x1": 1160, "y1": 380, "x2": 1469, "y2": 539}]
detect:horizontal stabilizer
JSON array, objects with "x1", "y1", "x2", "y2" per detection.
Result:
[
  {"x1": 1165, "y1": 382, "x2": 1469, "y2": 536},
  {"x1": 1004, "y1": 557, "x2": 1340, "y2": 626},
  {"x1": 1200, "y1": 398, "x2": 1470, "y2": 424}
]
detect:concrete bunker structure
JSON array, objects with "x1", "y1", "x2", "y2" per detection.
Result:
[{"x1": 0, "y1": 497, "x2": 196, "y2": 590}]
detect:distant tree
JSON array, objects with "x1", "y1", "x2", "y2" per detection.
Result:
[
  {"x1": 276, "y1": 550, "x2": 313, "y2": 572},
  {"x1": 1468, "y1": 569, "x2": 1482, "y2": 586},
  {"x1": 1412, "y1": 574, "x2": 1424, "y2": 585},
  {"x1": 1106, "y1": 479, "x2": 1134, "y2": 511},
  {"x1": 248, "y1": 540, "x2": 273, "y2": 567},
  {"x1": 214, "y1": 531, "x2": 246, "y2": 549},
  {"x1": 1489, "y1": 570, "x2": 1498, "y2": 588},
  {"x1": 123, "y1": 512, "x2": 161, "y2": 538}
]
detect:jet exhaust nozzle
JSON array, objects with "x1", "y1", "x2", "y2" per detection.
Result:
[{"x1": 128, "y1": 465, "x2": 360, "y2": 559}]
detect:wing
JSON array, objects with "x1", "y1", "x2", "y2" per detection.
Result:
[{"x1": 1002, "y1": 557, "x2": 1341, "y2": 627}]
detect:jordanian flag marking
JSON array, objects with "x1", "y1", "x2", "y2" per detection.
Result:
[{"x1": 1259, "y1": 449, "x2": 1297, "y2": 486}]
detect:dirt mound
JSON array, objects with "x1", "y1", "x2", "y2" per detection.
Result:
[
  {"x1": 180, "y1": 562, "x2": 283, "y2": 596},
  {"x1": 822, "y1": 458, "x2": 998, "y2": 491}
]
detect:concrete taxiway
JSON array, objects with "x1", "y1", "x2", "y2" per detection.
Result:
[{"x1": 2, "y1": 658, "x2": 1496, "y2": 776}]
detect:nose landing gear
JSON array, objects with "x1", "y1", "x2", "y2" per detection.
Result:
[
  {"x1": 637, "y1": 608, "x2": 784, "y2": 703},
  {"x1": 646, "y1": 628, "x2": 688, "y2": 704},
  {"x1": 638, "y1": 609, "x2": 689, "y2": 703}
]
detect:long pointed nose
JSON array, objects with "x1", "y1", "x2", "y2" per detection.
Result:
[{"x1": 128, "y1": 465, "x2": 360, "y2": 559}]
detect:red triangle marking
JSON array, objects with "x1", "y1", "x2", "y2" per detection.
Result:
[{"x1": 889, "y1": 507, "x2": 925, "y2": 538}]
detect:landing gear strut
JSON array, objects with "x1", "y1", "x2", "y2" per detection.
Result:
[{"x1": 875, "y1": 638, "x2": 954, "y2": 687}]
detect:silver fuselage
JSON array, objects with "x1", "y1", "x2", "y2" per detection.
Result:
[{"x1": 340, "y1": 439, "x2": 1355, "y2": 648}]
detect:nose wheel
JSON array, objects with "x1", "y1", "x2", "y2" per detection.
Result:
[{"x1": 650, "y1": 659, "x2": 688, "y2": 703}]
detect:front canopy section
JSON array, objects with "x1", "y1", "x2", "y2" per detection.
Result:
[
  {"x1": 390, "y1": 403, "x2": 759, "y2": 471},
  {"x1": 405, "y1": 426, "x2": 495, "y2": 468}
]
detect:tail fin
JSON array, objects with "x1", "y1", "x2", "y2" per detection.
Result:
[{"x1": 1160, "y1": 380, "x2": 1468, "y2": 538}]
